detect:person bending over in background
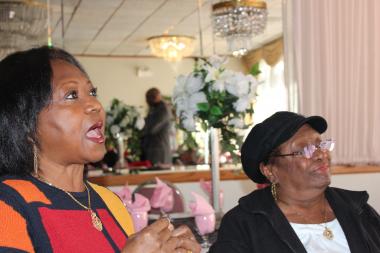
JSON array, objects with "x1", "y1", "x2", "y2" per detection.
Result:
[{"x1": 142, "y1": 87, "x2": 172, "y2": 168}]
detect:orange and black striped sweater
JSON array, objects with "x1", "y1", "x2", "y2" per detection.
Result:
[{"x1": 0, "y1": 175, "x2": 135, "y2": 252}]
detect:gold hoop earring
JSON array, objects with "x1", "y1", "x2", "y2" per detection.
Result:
[
  {"x1": 271, "y1": 183, "x2": 278, "y2": 201},
  {"x1": 33, "y1": 144, "x2": 38, "y2": 176}
]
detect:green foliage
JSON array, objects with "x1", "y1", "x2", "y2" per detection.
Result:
[
  {"x1": 105, "y1": 98, "x2": 144, "y2": 162},
  {"x1": 250, "y1": 62, "x2": 261, "y2": 76}
]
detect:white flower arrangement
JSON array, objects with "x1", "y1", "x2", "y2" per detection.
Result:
[
  {"x1": 172, "y1": 56, "x2": 259, "y2": 161},
  {"x1": 105, "y1": 99, "x2": 145, "y2": 161}
]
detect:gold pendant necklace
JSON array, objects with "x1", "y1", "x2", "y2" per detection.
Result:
[
  {"x1": 278, "y1": 196, "x2": 334, "y2": 240},
  {"x1": 323, "y1": 226, "x2": 334, "y2": 240},
  {"x1": 321, "y1": 198, "x2": 334, "y2": 240},
  {"x1": 90, "y1": 210, "x2": 103, "y2": 231},
  {"x1": 35, "y1": 174, "x2": 103, "y2": 231}
]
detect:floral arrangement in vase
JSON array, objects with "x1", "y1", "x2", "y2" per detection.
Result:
[
  {"x1": 172, "y1": 56, "x2": 259, "y2": 162},
  {"x1": 105, "y1": 98, "x2": 145, "y2": 162}
]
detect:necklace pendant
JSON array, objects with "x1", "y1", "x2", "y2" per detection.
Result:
[
  {"x1": 323, "y1": 227, "x2": 334, "y2": 240},
  {"x1": 90, "y1": 210, "x2": 103, "y2": 231}
]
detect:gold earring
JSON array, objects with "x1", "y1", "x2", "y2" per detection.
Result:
[
  {"x1": 271, "y1": 183, "x2": 278, "y2": 201},
  {"x1": 33, "y1": 144, "x2": 38, "y2": 176}
]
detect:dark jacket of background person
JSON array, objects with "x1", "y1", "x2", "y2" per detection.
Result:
[
  {"x1": 142, "y1": 100, "x2": 172, "y2": 165},
  {"x1": 209, "y1": 186, "x2": 380, "y2": 253}
]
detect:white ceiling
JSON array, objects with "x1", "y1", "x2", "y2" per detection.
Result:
[{"x1": 49, "y1": 0, "x2": 283, "y2": 57}]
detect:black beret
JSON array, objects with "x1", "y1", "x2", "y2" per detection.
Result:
[{"x1": 241, "y1": 111, "x2": 327, "y2": 183}]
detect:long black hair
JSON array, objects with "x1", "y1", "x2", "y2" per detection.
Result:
[{"x1": 0, "y1": 46, "x2": 87, "y2": 175}]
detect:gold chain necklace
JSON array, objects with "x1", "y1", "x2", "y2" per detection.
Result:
[
  {"x1": 278, "y1": 197, "x2": 334, "y2": 240},
  {"x1": 321, "y1": 199, "x2": 334, "y2": 240},
  {"x1": 36, "y1": 174, "x2": 103, "y2": 231}
]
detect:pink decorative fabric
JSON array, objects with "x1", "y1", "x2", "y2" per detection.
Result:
[
  {"x1": 200, "y1": 179, "x2": 224, "y2": 208},
  {"x1": 189, "y1": 192, "x2": 216, "y2": 235},
  {"x1": 115, "y1": 183, "x2": 133, "y2": 206},
  {"x1": 150, "y1": 177, "x2": 174, "y2": 212},
  {"x1": 115, "y1": 183, "x2": 150, "y2": 232},
  {"x1": 189, "y1": 192, "x2": 214, "y2": 215}
]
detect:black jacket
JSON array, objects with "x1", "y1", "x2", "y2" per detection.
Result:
[
  {"x1": 142, "y1": 101, "x2": 172, "y2": 165},
  {"x1": 209, "y1": 187, "x2": 380, "y2": 252}
]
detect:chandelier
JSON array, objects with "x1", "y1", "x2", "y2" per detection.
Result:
[
  {"x1": 212, "y1": 0, "x2": 268, "y2": 57},
  {"x1": 148, "y1": 35, "x2": 195, "y2": 62},
  {"x1": 0, "y1": 0, "x2": 47, "y2": 59}
]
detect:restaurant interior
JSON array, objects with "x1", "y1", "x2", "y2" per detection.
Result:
[{"x1": 1, "y1": 0, "x2": 379, "y2": 250}]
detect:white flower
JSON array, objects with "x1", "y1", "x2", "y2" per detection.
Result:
[
  {"x1": 208, "y1": 55, "x2": 228, "y2": 68},
  {"x1": 110, "y1": 125, "x2": 121, "y2": 135},
  {"x1": 172, "y1": 56, "x2": 259, "y2": 133},
  {"x1": 173, "y1": 96, "x2": 187, "y2": 117},
  {"x1": 188, "y1": 92, "x2": 207, "y2": 113},
  {"x1": 233, "y1": 96, "x2": 250, "y2": 112},
  {"x1": 106, "y1": 100, "x2": 145, "y2": 134},
  {"x1": 228, "y1": 117, "x2": 245, "y2": 129},
  {"x1": 185, "y1": 74, "x2": 204, "y2": 94},
  {"x1": 173, "y1": 75, "x2": 187, "y2": 98},
  {"x1": 120, "y1": 117, "x2": 129, "y2": 128},
  {"x1": 112, "y1": 109, "x2": 118, "y2": 118},
  {"x1": 209, "y1": 70, "x2": 235, "y2": 92},
  {"x1": 182, "y1": 115, "x2": 196, "y2": 131},
  {"x1": 135, "y1": 116, "x2": 145, "y2": 130},
  {"x1": 204, "y1": 65, "x2": 221, "y2": 83},
  {"x1": 209, "y1": 79, "x2": 224, "y2": 92},
  {"x1": 117, "y1": 102, "x2": 124, "y2": 112},
  {"x1": 106, "y1": 115, "x2": 114, "y2": 124},
  {"x1": 225, "y1": 72, "x2": 250, "y2": 97},
  {"x1": 128, "y1": 109, "x2": 138, "y2": 118}
]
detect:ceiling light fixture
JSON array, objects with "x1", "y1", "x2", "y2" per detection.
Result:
[
  {"x1": 0, "y1": 0, "x2": 48, "y2": 59},
  {"x1": 147, "y1": 35, "x2": 195, "y2": 62},
  {"x1": 212, "y1": 0, "x2": 268, "y2": 57}
]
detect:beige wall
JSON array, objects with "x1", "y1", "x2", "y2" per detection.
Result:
[{"x1": 76, "y1": 56, "x2": 247, "y2": 110}]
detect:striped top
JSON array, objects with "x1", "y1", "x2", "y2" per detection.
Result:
[{"x1": 0, "y1": 175, "x2": 134, "y2": 253}]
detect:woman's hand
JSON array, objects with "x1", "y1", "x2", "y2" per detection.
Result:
[
  {"x1": 121, "y1": 218, "x2": 173, "y2": 253},
  {"x1": 121, "y1": 219, "x2": 201, "y2": 253},
  {"x1": 168, "y1": 225, "x2": 201, "y2": 253}
]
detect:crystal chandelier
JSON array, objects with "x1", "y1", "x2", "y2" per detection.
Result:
[
  {"x1": 148, "y1": 35, "x2": 195, "y2": 62},
  {"x1": 0, "y1": 0, "x2": 47, "y2": 59},
  {"x1": 212, "y1": 0, "x2": 268, "y2": 57}
]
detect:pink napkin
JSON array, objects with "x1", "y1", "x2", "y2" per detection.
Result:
[
  {"x1": 127, "y1": 193, "x2": 151, "y2": 232},
  {"x1": 126, "y1": 193, "x2": 151, "y2": 212},
  {"x1": 200, "y1": 179, "x2": 224, "y2": 208},
  {"x1": 115, "y1": 183, "x2": 151, "y2": 211},
  {"x1": 150, "y1": 177, "x2": 174, "y2": 212},
  {"x1": 116, "y1": 183, "x2": 133, "y2": 206},
  {"x1": 115, "y1": 183, "x2": 151, "y2": 232},
  {"x1": 189, "y1": 192, "x2": 215, "y2": 215}
]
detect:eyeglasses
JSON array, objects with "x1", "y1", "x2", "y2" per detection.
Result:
[{"x1": 271, "y1": 139, "x2": 335, "y2": 159}]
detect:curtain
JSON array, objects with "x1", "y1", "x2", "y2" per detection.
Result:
[
  {"x1": 254, "y1": 59, "x2": 288, "y2": 124},
  {"x1": 242, "y1": 37, "x2": 283, "y2": 68},
  {"x1": 284, "y1": 0, "x2": 380, "y2": 164}
]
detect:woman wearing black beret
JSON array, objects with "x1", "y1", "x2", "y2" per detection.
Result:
[{"x1": 210, "y1": 111, "x2": 380, "y2": 253}]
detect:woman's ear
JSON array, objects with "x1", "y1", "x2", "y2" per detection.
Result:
[{"x1": 259, "y1": 162, "x2": 277, "y2": 183}]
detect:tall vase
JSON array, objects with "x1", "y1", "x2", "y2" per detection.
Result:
[
  {"x1": 116, "y1": 133, "x2": 126, "y2": 169},
  {"x1": 209, "y1": 127, "x2": 221, "y2": 212}
]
